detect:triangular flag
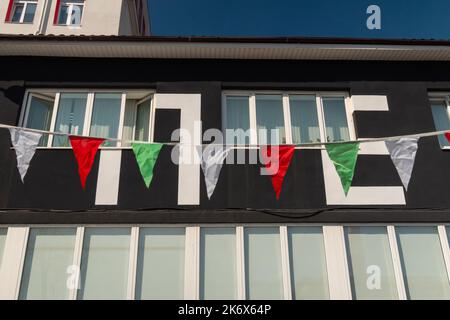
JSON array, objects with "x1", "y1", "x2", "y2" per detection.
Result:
[
  {"x1": 261, "y1": 145, "x2": 295, "y2": 200},
  {"x1": 445, "y1": 132, "x2": 450, "y2": 143},
  {"x1": 325, "y1": 142, "x2": 359, "y2": 196},
  {"x1": 385, "y1": 138, "x2": 419, "y2": 190},
  {"x1": 69, "y1": 136, "x2": 104, "y2": 189},
  {"x1": 200, "y1": 145, "x2": 231, "y2": 199},
  {"x1": 9, "y1": 128, "x2": 42, "y2": 183},
  {"x1": 132, "y1": 143, "x2": 163, "y2": 188}
]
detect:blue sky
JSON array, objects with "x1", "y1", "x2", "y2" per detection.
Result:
[{"x1": 148, "y1": 0, "x2": 450, "y2": 39}]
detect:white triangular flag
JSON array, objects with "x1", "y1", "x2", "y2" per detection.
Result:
[
  {"x1": 385, "y1": 137, "x2": 419, "y2": 190},
  {"x1": 9, "y1": 128, "x2": 42, "y2": 182},
  {"x1": 200, "y1": 145, "x2": 231, "y2": 199}
]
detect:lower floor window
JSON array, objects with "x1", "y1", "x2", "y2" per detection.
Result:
[{"x1": 1, "y1": 225, "x2": 449, "y2": 300}]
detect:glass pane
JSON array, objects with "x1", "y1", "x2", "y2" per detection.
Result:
[
  {"x1": 23, "y1": 3, "x2": 37, "y2": 23},
  {"x1": 26, "y1": 95, "x2": 54, "y2": 146},
  {"x1": 0, "y1": 229, "x2": 7, "y2": 268},
  {"x1": 245, "y1": 227, "x2": 283, "y2": 299},
  {"x1": 322, "y1": 97, "x2": 350, "y2": 142},
  {"x1": 345, "y1": 227, "x2": 398, "y2": 300},
  {"x1": 134, "y1": 99, "x2": 151, "y2": 141},
  {"x1": 90, "y1": 93, "x2": 122, "y2": 147},
  {"x1": 70, "y1": 4, "x2": 83, "y2": 25},
  {"x1": 256, "y1": 95, "x2": 285, "y2": 144},
  {"x1": 396, "y1": 226, "x2": 450, "y2": 299},
  {"x1": 78, "y1": 228, "x2": 130, "y2": 300},
  {"x1": 58, "y1": 5, "x2": 69, "y2": 24},
  {"x1": 200, "y1": 228, "x2": 236, "y2": 300},
  {"x1": 11, "y1": 4, "x2": 24, "y2": 22},
  {"x1": 226, "y1": 96, "x2": 250, "y2": 145},
  {"x1": 53, "y1": 93, "x2": 87, "y2": 147},
  {"x1": 289, "y1": 95, "x2": 320, "y2": 144},
  {"x1": 431, "y1": 102, "x2": 450, "y2": 147},
  {"x1": 288, "y1": 227, "x2": 329, "y2": 299},
  {"x1": 121, "y1": 100, "x2": 136, "y2": 147},
  {"x1": 19, "y1": 228, "x2": 76, "y2": 300},
  {"x1": 136, "y1": 228, "x2": 185, "y2": 300}
]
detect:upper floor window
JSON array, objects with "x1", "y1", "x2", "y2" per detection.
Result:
[
  {"x1": 21, "y1": 90, "x2": 154, "y2": 148},
  {"x1": 223, "y1": 92, "x2": 353, "y2": 145},
  {"x1": 9, "y1": 0, "x2": 37, "y2": 23},
  {"x1": 429, "y1": 94, "x2": 450, "y2": 148},
  {"x1": 56, "y1": 0, "x2": 84, "y2": 26}
]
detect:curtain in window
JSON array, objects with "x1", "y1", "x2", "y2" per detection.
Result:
[
  {"x1": 0, "y1": 229, "x2": 7, "y2": 269},
  {"x1": 345, "y1": 227, "x2": 398, "y2": 299},
  {"x1": 256, "y1": 95, "x2": 285, "y2": 144},
  {"x1": 135, "y1": 228, "x2": 185, "y2": 300},
  {"x1": 200, "y1": 228, "x2": 236, "y2": 300},
  {"x1": 322, "y1": 98, "x2": 350, "y2": 142},
  {"x1": 225, "y1": 96, "x2": 250, "y2": 144},
  {"x1": 289, "y1": 96, "x2": 321, "y2": 144},
  {"x1": 431, "y1": 102, "x2": 450, "y2": 147},
  {"x1": 134, "y1": 99, "x2": 151, "y2": 142},
  {"x1": 26, "y1": 96, "x2": 54, "y2": 146},
  {"x1": 53, "y1": 93, "x2": 87, "y2": 147},
  {"x1": 288, "y1": 227, "x2": 329, "y2": 299},
  {"x1": 245, "y1": 227, "x2": 283, "y2": 299},
  {"x1": 90, "y1": 93, "x2": 122, "y2": 147},
  {"x1": 19, "y1": 228, "x2": 76, "y2": 300},
  {"x1": 396, "y1": 227, "x2": 450, "y2": 299},
  {"x1": 78, "y1": 228, "x2": 130, "y2": 300}
]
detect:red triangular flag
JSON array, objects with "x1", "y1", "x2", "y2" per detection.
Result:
[
  {"x1": 69, "y1": 136, "x2": 104, "y2": 189},
  {"x1": 261, "y1": 145, "x2": 295, "y2": 200},
  {"x1": 445, "y1": 132, "x2": 450, "y2": 143}
]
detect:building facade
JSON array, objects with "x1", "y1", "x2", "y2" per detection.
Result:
[{"x1": 0, "y1": 34, "x2": 450, "y2": 299}]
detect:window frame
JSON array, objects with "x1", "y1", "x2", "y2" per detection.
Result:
[
  {"x1": 56, "y1": 0, "x2": 85, "y2": 27},
  {"x1": 9, "y1": 0, "x2": 37, "y2": 24},
  {"x1": 222, "y1": 91, "x2": 356, "y2": 148},
  {"x1": 19, "y1": 89, "x2": 156, "y2": 149},
  {"x1": 428, "y1": 93, "x2": 450, "y2": 150}
]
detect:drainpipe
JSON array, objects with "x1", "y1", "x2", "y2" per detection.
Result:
[{"x1": 36, "y1": 0, "x2": 50, "y2": 35}]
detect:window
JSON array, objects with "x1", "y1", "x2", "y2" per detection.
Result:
[
  {"x1": 396, "y1": 226, "x2": 450, "y2": 299},
  {"x1": 200, "y1": 228, "x2": 237, "y2": 299},
  {"x1": 22, "y1": 90, "x2": 154, "y2": 148},
  {"x1": 244, "y1": 227, "x2": 283, "y2": 299},
  {"x1": 345, "y1": 227, "x2": 398, "y2": 299},
  {"x1": 19, "y1": 228, "x2": 76, "y2": 300},
  {"x1": 9, "y1": 0, "x2": 37, "y2": 23},
  {"x1": 78, "y1": 228, "x2": 131, "y2": 300},
  {"x1": 288, "y1": 227, "x2": 329, "y2": 299},
  {"x1": 0, "y1": 228, "x2": 7, "y2": 268},
  {"x1": 135, "y1": 228, "x2": 185, "y2": 300},
  {"x1": 429, "y1": 97, "x2": 450, "y2": 148},
  {"x1": 224, "y1": 92, "x2": 353, "y2": 145},
  {"x1": 56, "y1": 0, "x2": 84, "y2": 26}
]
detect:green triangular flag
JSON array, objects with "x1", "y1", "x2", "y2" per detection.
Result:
[
  {"x1": 132, "y1": 143, "x2": 163, "y2": 188},
  {"x1": 325, "y1": 142, "x2": 360, "y2": 196}
]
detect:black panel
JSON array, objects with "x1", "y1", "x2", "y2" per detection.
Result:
[
  {"x1": 7, "y1": 149, "x2": 98, "y2": 210},
  {"x1": 117, "y1": 148, "x2": 178, "y2": 209},
  {"x1": 153, "y1": 109, "x2": 180, "y2": 143},
  {"x1": 352, "y1": 155, "x2": 402, "y2": 187}
]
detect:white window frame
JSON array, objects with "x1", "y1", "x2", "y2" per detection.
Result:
[
  {"x1": 222, "y1": 91, "x2": 356, "y2": 148},
  {"x1": 428, "y1": 93, "x2": 450, "y2": 150},
  {"x1": 57, "y1": 0, "x2": 85, "y2": 26},
  {"x1": 19, "y1": 89, "x2": 156, "y2": 149},
  {"x1": 10, "y1": 0, "x2": 37, "y2": 24},
  {"x1": 1, "y1": 223, "x2": 449, "y2": 300}
]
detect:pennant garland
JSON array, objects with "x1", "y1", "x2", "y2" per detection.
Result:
[
  {"x1": 325, "y1": 142, "x2": 359, "y2": 196},
  {"x1": 261, "y1": 145, "x2": 295, "y2": 200},
  {"x1": 9, "y1": 128, "x2": 42, "y2": 182},
  {"x1": 69, "y1": 136, "x2": 104, "y2": 189},
  {"x1": 200, "y1": 145, "x2": 231, "y2": 199},
  {"x1": 385, "y1": 138, "x2": 419, "y2": 190},
  {"x1": 132, "y1": 143, "x2": 163, "y2": 188},
  {"x1": 446, "y1": 132, "x2": 450, "y2": 143}
]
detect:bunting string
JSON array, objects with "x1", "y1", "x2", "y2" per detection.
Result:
[{"x1": 0, "y1": 123, "x2": 448, "y2": 147}]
